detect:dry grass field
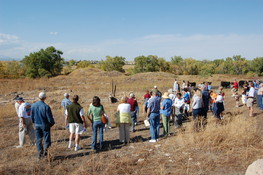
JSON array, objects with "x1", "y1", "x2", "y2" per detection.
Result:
[{"x1": 0, "y1": 68, "x2": 262, "y2": 175}]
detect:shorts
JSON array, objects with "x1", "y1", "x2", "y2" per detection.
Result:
[
  {"x1": 232, "y1": 88, "x2": 238, "y2": 92},
  {"x1": 246, "y1": 98, "x2": 254, "y2": 107},
  {"x1": 69, "y1": 123, "x2": 84, "y2": 134}
]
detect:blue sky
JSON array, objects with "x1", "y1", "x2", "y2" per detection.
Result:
[{"x1": 0, "y1": 0, "x2": 263, "y2": 60}]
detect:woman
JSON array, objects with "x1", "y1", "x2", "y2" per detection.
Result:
[
  {"x1": 88, "y1": 96, "x2": 105, "y2": 150},
  {"x1": 215, "y1": 91, "x2": 224, "y2": 120},
  {"x1": 117, "y1": 96, "x2": 132, "y2": 145},
  {"x1": 192, "y1": 89, "x2": 203, "y2": 119},
  {"x1": 160, "y1": 92, "x2": 173, "y2": 137},
  {"x1": 173, "y1": 92, "x2": 185, "y2": 128}
]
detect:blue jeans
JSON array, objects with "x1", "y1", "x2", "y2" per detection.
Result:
[
  {"x1": 131, "y1": 111, "x2": 137, "y2": 131},
  {"x1": 91, "y1": 121, "x2": 104, "y2": 149},
  {"x1": 258, "y1": 95, "x2": 263, "y2": 109},
  {"x1": 149, "y1": 112, "x2": 160, "y2": 140},
  {"x1": 192, "y1": 108, "x2": 203, "y2": 120},
  {"x1": 35, "y1": 125, "x2": 51, "y2": 155}
]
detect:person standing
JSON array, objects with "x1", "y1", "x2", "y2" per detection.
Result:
[
  {"x1": 88, "y1": 96, "x2": 105, "y2": 150},
  {"x1": 258, "y1": 83, "x2": 263, "y2": 110},
  {"x1": 202, "y1": 86, "x2": 210, "y2": 119},
  {"x1": 247, "y1": 82, "x2": 255, "y2": 117},
  {"x1": 147, "y1": 91, "x2": 161, "y2": 142},
  {"x1": 127, "y1": 93, "x2": 138, "y2": 132},
  {"x1": 31, "y1": 92, "x2": 55, "y2": 159},
  {"x1": 143, "y1": 90, "x2": 151, "y2": 115},
  {"x1": 16, "y1": 97, "x2": 35, "y2": 148},
  {"x1": 117, "y1": 96, "x2": 132, "y2": 144},
  {"x1": 66, "y1": 95, "x2": 86, "y2": 151},
  {"x1": 160, "y1": 92, "x2": 172, "y2": 137},
  {"x1": 173, "y1": 93, "x2": 185, "y2": 128},
  {"x1": 254, "y1": 80, "x2": 260, "y2": 107},
  {"x1": 232, "y1": 79, "x2": 239, "y2": 97},
  {"x1": 173, "y1": 80, "x2": 179, "y2": 93},
  {"x1": 61, "y1": 93, "x2": 72, "y2": 129}
]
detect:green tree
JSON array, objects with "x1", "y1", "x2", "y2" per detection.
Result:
[
  {"x1": 22, "y1": 46, "x2": 64, "y2": 78},
  {"x1": 250, "y1": 57, "x2": 263, "y2": 76},
  {"x1": 170, "y1": 56, "x2": 184, "y2": 74},
  {"x1": 76, "y1": 60, "x2": 91, "y2": 68},
  {"x1": 99, "y1": 56, "x2": 125, "y2": 72},
  {"x1": 133, "y1": 55, "x2": 160, "y2": 73}
]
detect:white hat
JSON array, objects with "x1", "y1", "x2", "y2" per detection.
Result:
[
  {"x1": 162, "y1": 92, "x2": 170, "y2": 99},
  {"x1": 64, "y1": 93, "x2": 70, "y2": 98},
  {"x1": 39, "y1": 92, "x2": 46, "y2": 99},
  {"x1": 154, "y1": 85, "x2": 157, "y2": 89},
  {"x1": 130, "y1": 93, "x2": 135, "y2": 98}
]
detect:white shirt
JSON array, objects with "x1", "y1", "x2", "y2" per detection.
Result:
[
  {"x1": 15, "y1": 102, "x2": 20, "y2": 116},
  {"x1": 117, "y1": 103, "x2": 131, "y2": 113},
  {"x1": 173, "y1": 98, "x2": 184, "y2": 108},
  {"x1": 248, "y1": 87, "x2": 255, "y2": 97},
  {"x1": 18, "y1": 102, "x2": 31, "y2": 119},
  {"x1": 65, "y1": 108, "x2": 84, "y2": 116},
  {"x1": 216, "y1": 95, "x2": 224, "y2": 103},
  {"x1": 173, "y1": 82, "x2": 179, "y2": 92}
]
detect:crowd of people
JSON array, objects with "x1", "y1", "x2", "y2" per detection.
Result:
[{"x1": 13, "y1": 78, "x2": 263, "y2": 160}]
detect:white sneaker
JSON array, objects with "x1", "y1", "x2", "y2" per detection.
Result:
[
  {"x1": 68, "y1": 144, "x2": 72, "y2": 149},
  {"x1": 149, "y1": 140, "x2": 157, "y2": 143},
  {"x1": 16, "y1": 145, "x2": 23, "y2": 148},
  {"x1": 74, "y1": 145, "x2": 82, "y2": 151}
]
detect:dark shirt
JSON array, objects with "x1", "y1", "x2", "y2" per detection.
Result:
[
  {"x1": 67, "y1": 102, "x2": 83, "y2": 123},
  {"x1": 127, "y1": 98, "x2": 138, "y2": 112},
  {"x1": 31, "y1": 101, "x2": 55, "y2": 128}
]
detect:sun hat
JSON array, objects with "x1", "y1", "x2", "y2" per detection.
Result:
[
  {"x1": 162, "y1": 92, "x2": 170, "y2": 99},
  {"x1": 39, "y1": 92, "x2": 46, "y2": 99},
  {"x1": 154, "y1": 85, "x2": 157, "y2": 89}
]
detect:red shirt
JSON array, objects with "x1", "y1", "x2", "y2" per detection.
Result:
[
  {"x1": 144, "y1": 93, "x2": 151, "y2": 99},
  {"x1": 233, "y1": 81, "x2": 238, "y2": 89},
  {"x1": 127, "y1": 98, "x2": 138, "y2": 112}
]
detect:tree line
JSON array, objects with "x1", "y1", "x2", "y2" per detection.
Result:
[{"x1": 0, "y1": 46, "x2": 262, "y2": 79}]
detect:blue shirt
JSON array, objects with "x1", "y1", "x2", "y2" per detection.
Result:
[
  {"x1": 184, "y1": 92, "x2": 190, "y2": 102},
  {"x1": 160, "y1": 98, "x2": 172, "y2": 117},
  {"x1": 31, "y1": 101, "x2": 55, "y2": 127},
  {"x1": 61, "y1": 98, "x2": 72, "y2": 110},
  {"x1": 148, "y1": 96, "x2": 161, "y2": 113}
]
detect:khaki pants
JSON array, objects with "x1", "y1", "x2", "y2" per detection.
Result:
[
  {"x1": 19, "y1": 118, "x2": 35, "y2": 146},
  {"x1": 119, "y1": 123, "x2": 130, "y2": 143}
]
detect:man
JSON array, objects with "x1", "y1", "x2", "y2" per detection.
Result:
[
  {"x1": 66, "y1": 95, "x2": 86, "y2": 151},
  {"x1": 16, "y1": 97, "x2": 35, "y2": 148},
  {"x1": 254, "y1": 80, "x2": 260, "y2": 107},
  {"x1": 61, "y1": 93, "x2": 72, "y2": 128},
  {"x1": 247, "y1": 82, "x2": 255, "y2": 117},
  {"x1": 232, "y1": 79, "x2": 239, "y2": 97},
  {"x1": 152, "y1": 85, "x2": 162, "y2": 97},
  {"x1": 173, "y1": 80, "x2": 179, "y2": 93},
  {"x1": 258, "y1": 83, "x2": 263, "y2": 110},
  {"x1": 146, "y1": 91, "x2": 161, "y2": 142},
  {"x1": 127, "y1": 93, "x2": 138, "y2": 132},
  {"x1": 31, "y1": 92, "x2": 55, "y2": 159},
  {"x1": 201, "y1": 86, "x2": 210, "y2": 119}
]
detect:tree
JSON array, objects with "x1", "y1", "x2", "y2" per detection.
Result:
[
  {"x1": 170, "y1": 56, "x2": 184, "y2": 74},
  {"x1": 22, "y1": 46, "x2": 64, "y2": 78},
  {"x1": 99, "y1": 56, "x2": 125, "y2": 72},
  {"x1": 133, "y1": 55, "x2": 160, "y2": 73},
  {"x1": 76, "y1": 60, "x2": 91, "y2": 68},
  {"x1": 250, "y1": 57, "x2": 263, "y2": 76}
]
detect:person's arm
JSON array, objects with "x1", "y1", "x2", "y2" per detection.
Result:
[
  {"x1": 46, "y1": 106, "x2": 55, "y2": 127},
  {"x1": 87, "y1": 107, "x2": 93, "y2": 123},
  {"x1": 146, "y1": 107, "x2": 150, "y2": 119},
  {"x1": 79, "y1": 108, "x2": 86, "y2": 128},
  {"x1": 65, "y1": 109, "x2": 68, "y2": 127}
]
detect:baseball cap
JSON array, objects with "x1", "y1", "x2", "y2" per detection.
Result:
[
  {"x1": 39, "y1": 92, "x2": 46, "y2": 99},
  {"x1": 64, "y1": 93, "x2": 70, "y2": 98},
  {"x1": 16, "y1": 97, "x2": 24, "y2": 101}
]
